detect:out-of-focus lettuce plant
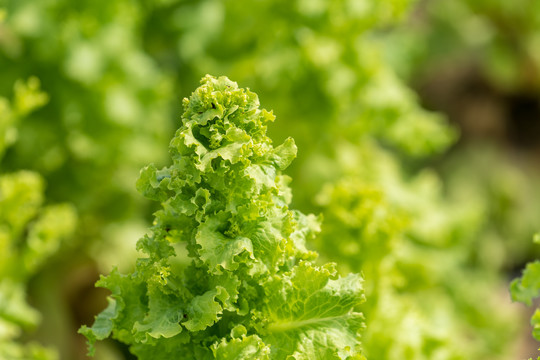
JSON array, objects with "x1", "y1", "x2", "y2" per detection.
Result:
[
  {"x1": 382, "y1": 0, "x2": 540, "y2": 267},
  {"x1": 0, "y1": 78, "x2": 76, "y2": 359},
  {"x1": 0, "y1": 0, "x2": 173, "y2": 269}
]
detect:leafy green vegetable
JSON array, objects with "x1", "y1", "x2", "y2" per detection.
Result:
[
  {"x1": 511, "y1": 235, "x2": 540, "y2": 352},
  {"x1": 81, "y1": 75, "x2": 365, "y2": 359}
]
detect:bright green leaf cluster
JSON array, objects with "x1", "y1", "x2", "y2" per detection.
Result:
[
  {"x1": 511, "y1": 235, "x2": 540, "y2": 354},
  {"x1": 80, "y1": 75, "x2": 365, "y2": 359}
]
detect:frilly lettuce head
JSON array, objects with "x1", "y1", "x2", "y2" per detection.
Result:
[{"x1": 80, "y1": 75, "x2": 365, "y2": 359}]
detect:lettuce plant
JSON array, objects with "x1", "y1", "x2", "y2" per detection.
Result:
[
  {"x1": 511, "y1": 233, "x2": 540, "y2": 360},
  {"x1": 80, "y1": 75, "x2": 365, "y2": 359},
  {"x1": 0, "y1": 0, "x2": 173, "y2": 269},
  {"x1": 314, "y1": 143, "x2": 519, "y2": 359}
]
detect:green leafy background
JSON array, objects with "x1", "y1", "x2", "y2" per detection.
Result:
[{"x1": 1, "y1": 0, "x2": 539, "y2": 359}]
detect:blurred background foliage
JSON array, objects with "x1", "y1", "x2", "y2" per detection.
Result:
[
  {"x1": 0, "y1": 77, "x2": 77, "y2": 360},
  {"x1": 0, "y1": 0, "x2": 539, "y2": 359}
]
